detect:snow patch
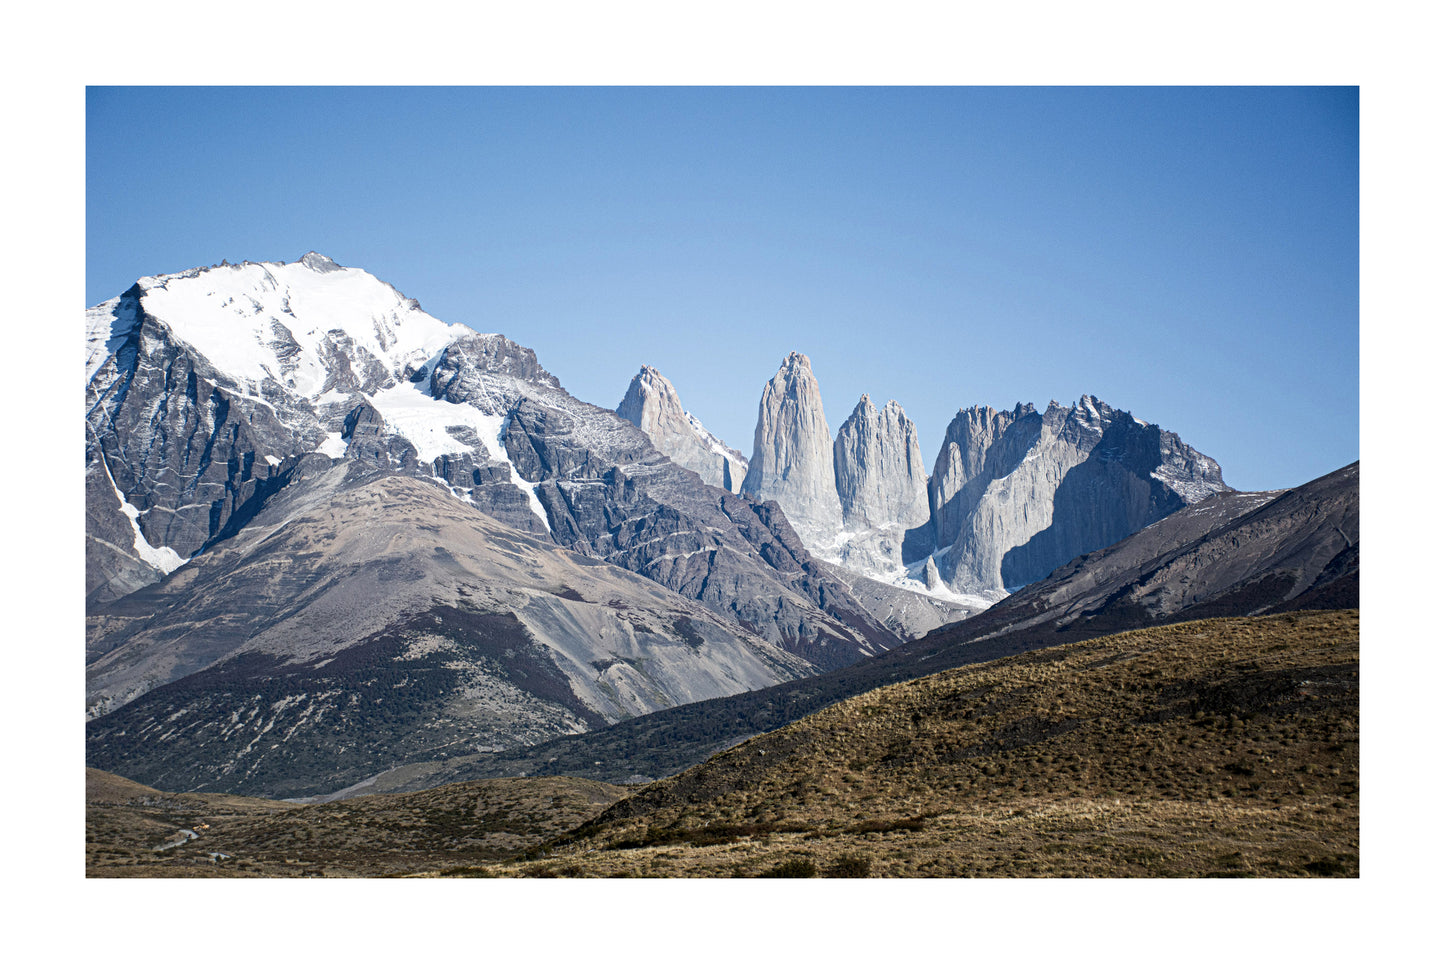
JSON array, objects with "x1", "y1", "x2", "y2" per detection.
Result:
[
  {"x1": 99, "y1": 454, "x2": 188, "y2": 574},
  {"x1": 129, "y1": 258, "x2": 476, "y2": 402},
  {"x1": 363, "y1": 382, "x2": 550, "y2": 530},
  {"x1": 317, "y1": 432, "x2": 347, "y2": 458},
  {"x1": 686, "y1": 411, "x2": 745, "y2": 464}
]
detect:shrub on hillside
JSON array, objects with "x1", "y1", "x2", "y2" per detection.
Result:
[
  {"x1": 759, "y1": 857, "x2": 818, "y2": 878},
  {"x1": 828, "y1": 854, "x2": 871, "y2": 877}
]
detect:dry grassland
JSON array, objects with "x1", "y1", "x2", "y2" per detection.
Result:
[
  {"x1": 495, "y1": 611, "x2": 1358, "y2": 877},
  {"x1": 87, "y1": 611, "x2": 1357, "y2": 878}
]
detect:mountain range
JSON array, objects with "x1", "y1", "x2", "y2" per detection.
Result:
[
  {"x1": 85, "y1": 253, "x2": 1354, "y2": 804},
  {"x1": 622, "y1": 348, "x2": 1230, "y2": 600},
  {"x1": 303, "y1": 459, "x2": 1357, "y2": 793}
]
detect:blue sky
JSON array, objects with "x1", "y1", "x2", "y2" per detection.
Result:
[{"x1": 86, "y1": 86, "x2": 1358, "y2": 491}]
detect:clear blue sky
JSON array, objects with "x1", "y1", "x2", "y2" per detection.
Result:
[{"x1": 86, "y1": 86, "x2": 1358, "y2": 491}]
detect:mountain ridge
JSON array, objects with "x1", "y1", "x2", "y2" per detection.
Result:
[
  {"x1": 728, "y1": 351, "x2": 1230, "y2": 599},
  {"x1": 366, "y1": 459, "x2": 1355, "y2": 792}
]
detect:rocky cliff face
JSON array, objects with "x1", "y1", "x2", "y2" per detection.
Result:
[
  {"x1": 927, "y1": 403, "x2": 1025, "y2": 558},
  {"x1": 616, "y1": 365, "x2": 747, "y2": 493},
  {"x1": 825, "y1": 394, "x2": 932, "y2": 574},
  {"x1": 924, "y1": 396, "x2": 1230, "y2": 594},
  {"x1": 741, "y1": 352, "x2": 845, "y2": 544},
  {"x1": 833, "y1": 394, "x2": 930, "y2": 531}
]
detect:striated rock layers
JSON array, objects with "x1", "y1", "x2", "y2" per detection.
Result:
[{"x1": 616, "y1": 365, "x2": 747, "y2": 493}]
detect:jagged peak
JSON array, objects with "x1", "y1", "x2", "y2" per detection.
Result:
[
  {"x1": 633, "y1": 364, "x2": 676, "y2": 391},
  {"x1": 779, "y1": 350, "x2": 813, "y2": 373},
  {"x1": 299, "y1": 251, "x2": 344, "y2": 273},
  {"x1": 621, "y1": 365, "x2": 683, "y2": 406}
]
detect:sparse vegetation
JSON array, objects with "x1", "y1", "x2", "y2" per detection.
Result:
[
  {"x1": 501, "y1": 612, "x2": 1358, "y2": 878},
  {"x1": 828, "y1": 854, "x2": 871, "y2": 877},
  {"x1": 759, "y1": 857, "x2": 818, "y2": 878},
  {"x1": 86, "y1": 770, "x2": 628, "y2": 878},
  {"x1": 89, "y1": 612, "x2": 1357, "y2": 878}
]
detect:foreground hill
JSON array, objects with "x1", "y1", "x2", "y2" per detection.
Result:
[
  {"x1": 86, "y1": 767, "x2": 627, "y2": 877},
  {"x1": 89, "y1": 611, "x2": 1357, "y2": 877},
  {"x1": 501, "y1": 611, "x2": 1358, "y2": 877}
]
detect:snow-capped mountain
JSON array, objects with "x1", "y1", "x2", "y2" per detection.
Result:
[
  {"x1": 85, "y1": 251, "x2": 557, "y2": 597},
  {"x1": 85, "y1": 254, "x2": 914, "y2": 796}
]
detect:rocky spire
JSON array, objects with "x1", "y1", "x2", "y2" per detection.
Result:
[
  {"x1": 617, "y1": 365, "x2": 747, "y2": 493},
  {"x1": 833, "y1": 394, "x2": 929, "y2": 531},
  {"x1": 741, "y1": 352, "x2": 843, "y2": 541}
]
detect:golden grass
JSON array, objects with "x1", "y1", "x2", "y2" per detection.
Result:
[{"x1": 492, "y1": 611, "x2": 1358, "y2": 877}]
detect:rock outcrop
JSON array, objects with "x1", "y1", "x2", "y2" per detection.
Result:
[
  {"x1": 923, "y1": 396, "x2": 1230, "y2": 594},
  {"x1": 741, "y1": 352, "x2": 844, "y2": 544},
  {"x1": 927, "y1": 402, "x2": 1025, "y2": 555},
  {"x1": 616, "y1": 365, "x2": 747, "y2": 493},
  {"x1": 833, "y1": 394, "x2": 930, "y2": 531}
]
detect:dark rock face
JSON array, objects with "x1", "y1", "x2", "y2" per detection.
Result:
[
  {"x1": 497, "y1": 395, "x2": 895, "y2": 668},
  {"x1": 85, "y1": 427, "x2": 169, "y2": 606},
  {"x1": 85, "y1": 298, "x2": 308, "y2": 566},
  {"x1": 429, "y1": 331, "x2": 562, "y2": 403}
]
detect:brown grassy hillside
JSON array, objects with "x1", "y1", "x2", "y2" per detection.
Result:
[
  {"x1": 494, "y1": 611, "x2": 1358, "y2": 877},
  {"x1": 86, "y1": 769, "x2": 629, "y2": 877},
  {"x1": 91, "y1": 611, "x2": 1357, "y2": 878}
]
